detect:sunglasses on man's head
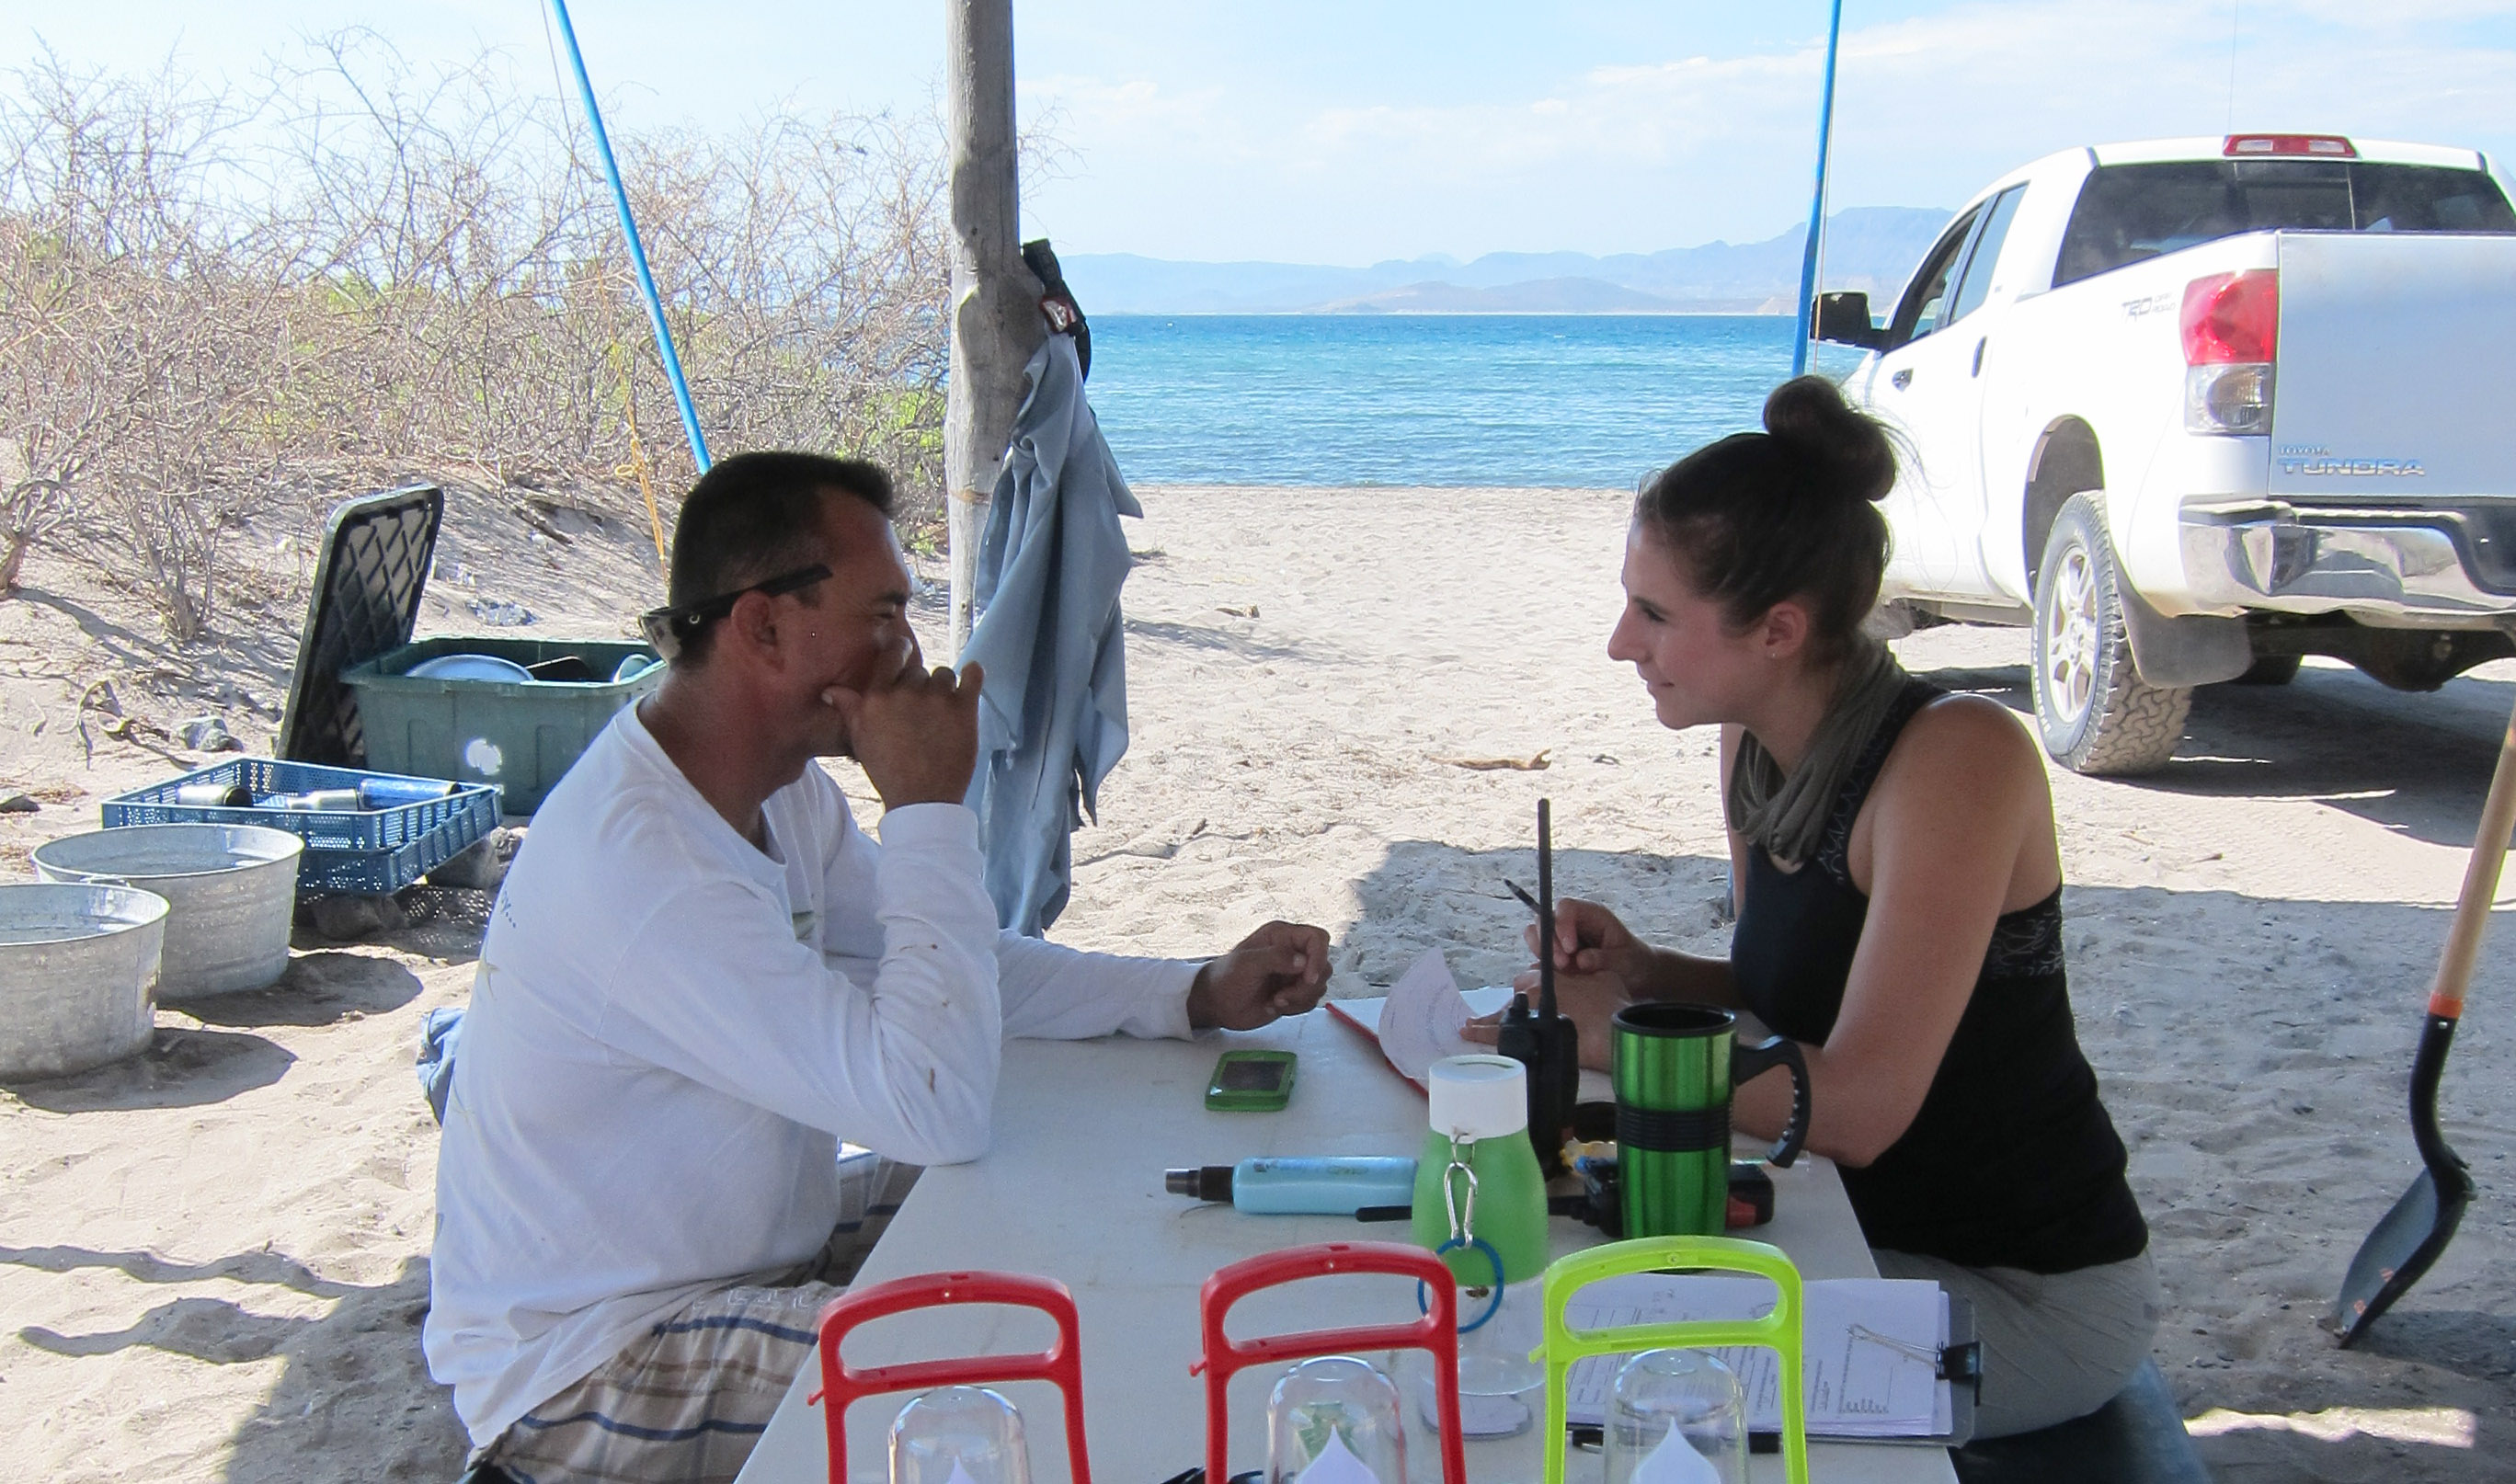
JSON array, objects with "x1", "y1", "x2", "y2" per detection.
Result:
[{"x1": 639, "y1": 564, "x2": 832, "y2": 658}]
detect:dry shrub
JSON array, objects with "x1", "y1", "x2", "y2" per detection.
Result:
[{"x1": 0, "y1": 33, "x2": 951, "y2": 642}]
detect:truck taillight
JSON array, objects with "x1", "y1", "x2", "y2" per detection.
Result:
[
  {"x1": 2223, "y1": 133, "x2": 2356, "y2": 158},
  {"x1": 2181, "y1": 270, "x2": 2279, "y2": 364},
  {"x1": 2183, "y1": 270, "x2": 2278, "y2": 435}
]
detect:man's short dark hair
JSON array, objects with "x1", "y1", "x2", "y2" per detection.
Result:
[{"x1": 665, "y1": 452, "x2": 895, "y2": 665}]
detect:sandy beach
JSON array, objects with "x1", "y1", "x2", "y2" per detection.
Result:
[{"x1": 4, "y1": 482, "x2": 2512, "y2": 1481}]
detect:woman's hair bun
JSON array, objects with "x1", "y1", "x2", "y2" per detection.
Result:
[{"x1": 1762, "y1": 374, "x2": 1896, "y2": 505}]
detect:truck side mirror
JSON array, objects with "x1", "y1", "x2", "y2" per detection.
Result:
[{"x1": 1814, "y1": 291, "x2": 1886, "y2": 350}]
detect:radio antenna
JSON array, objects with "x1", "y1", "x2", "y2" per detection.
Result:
[{"x1": 1538, "y1": 798, "x2": 1557, "y2": 1020}]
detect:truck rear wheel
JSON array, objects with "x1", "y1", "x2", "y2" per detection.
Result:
[{"x1": 2030, "y1": 493, "x2": 2190, "y2": 775}]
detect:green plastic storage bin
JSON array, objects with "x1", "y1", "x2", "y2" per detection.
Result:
[{"x1": 341, "y1": 636, "x2": 664, "y2": 816}]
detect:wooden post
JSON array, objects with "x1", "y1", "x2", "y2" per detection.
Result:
[{"x1": 944, "y1": 0, "x2": 1046, "y2": 660}]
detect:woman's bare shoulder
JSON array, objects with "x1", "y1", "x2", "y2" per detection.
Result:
[{"x1": 1881, "y1": 691, "x2": 2047, "y2": 801}]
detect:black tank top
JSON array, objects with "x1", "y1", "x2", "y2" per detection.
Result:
[{"x1": 1729, "y1": 679, "x2": 2147, "y2": 1273}]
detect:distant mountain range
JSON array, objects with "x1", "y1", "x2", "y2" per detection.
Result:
[{"x1": 1061, "y1": 207, "x2": 1953, "y2": 315}]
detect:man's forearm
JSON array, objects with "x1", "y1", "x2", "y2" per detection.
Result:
[{"x1": 995, "y1": 931, "x2": 1198, "y2": 1041}]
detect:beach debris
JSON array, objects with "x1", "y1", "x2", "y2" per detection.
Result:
[
  {"x1": 0, "y1": 793, "x2": 36, "y2": 814},
  {"x1": 428, "y1": 828, "x2": 521, "y2": 891},
  {"x1": 303, "y1": 892, "x2": 409, "y2": 942},
  {"x1": 1217, "y1": 603, "x2": 1259, "y2": 618},
  {"x1": 1076, "y1": 816, "x2": 1207, "y2": 867},
  {"x1": 74, "y1": 679, "x2": 123, "y2": 767},
  {"x1": 514, "y1": 506, "x2": 575, "y2": 545},
  {"x1": 468, "y1": 599, "x2": 536, "y2": 627},
  {"x1": 177, "y1": 715, "x2": 242, "y2": 752},
  {"x1": 1439, "y1": 748, "x2": 1551, "y2": 772}
]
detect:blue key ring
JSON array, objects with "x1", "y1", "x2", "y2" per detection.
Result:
[{"x1": 1415, "y1": 1236, "x2": 1505, "y2": 1333}]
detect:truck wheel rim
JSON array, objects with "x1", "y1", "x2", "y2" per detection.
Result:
[{"x1": 2043, "y1": 545, "x2": 2099, "y2": 726}]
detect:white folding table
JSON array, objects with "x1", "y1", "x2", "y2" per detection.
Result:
[{"x1": 734, "y1": 1006, "x2": 1959, "y2": 1484}]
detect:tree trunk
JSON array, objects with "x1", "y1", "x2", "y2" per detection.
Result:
[{"x1": 944, "y1": 0, "x2": 1046, "y2": 660}]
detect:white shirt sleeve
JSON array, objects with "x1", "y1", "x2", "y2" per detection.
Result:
[
  {"x1": 800, "y1": 770, "x2": 1197, "y2": 1044},
  {"x1": 593, "y1": 804, "x2": 1007, "y2": 1167},
  {"x1": 994, "y1": 930, "x2": 1200, "y2": 1042}
]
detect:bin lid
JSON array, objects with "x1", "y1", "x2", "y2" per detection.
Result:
[{"x1": 276, "y1": 485, "x2": 443, "y2": 768}]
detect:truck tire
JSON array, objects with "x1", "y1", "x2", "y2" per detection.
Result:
[{"x1": 2030, "y1": 493, "x2": 2190, "y2": 775}]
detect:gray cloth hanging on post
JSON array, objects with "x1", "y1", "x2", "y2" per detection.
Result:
[{"x1": 961, "y1": 333, "x2": 1139, "y2": 936}]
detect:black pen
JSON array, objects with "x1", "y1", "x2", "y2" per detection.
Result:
[{"x1": 1564, "y1": 1423, "x2": 1780, "y2": 1454}]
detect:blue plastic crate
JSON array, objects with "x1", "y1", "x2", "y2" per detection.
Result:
[{"x1": 101, "y1": 759, "x2": 501, "y2": 896}]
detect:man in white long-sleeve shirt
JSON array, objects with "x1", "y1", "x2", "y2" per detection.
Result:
[{"x1": 426, "y1": 452, "x2": 1330, "y2": 1484}]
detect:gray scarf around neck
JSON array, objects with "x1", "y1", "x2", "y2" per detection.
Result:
[{"x1": 1725, "y1": 636, "x2": 1910, "y2": 865}]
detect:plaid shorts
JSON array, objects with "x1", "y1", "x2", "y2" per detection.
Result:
[{"x1": 482, "y1": 1159, "x2": 917, "y2": 1484}]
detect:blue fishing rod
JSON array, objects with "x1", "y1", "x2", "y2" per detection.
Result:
[
  {"x1": 1790, "y1": 0, "x2": 1847, "y2": 379},
  {"x1": 547, "y1": 0, "x2": 713, "y2": 473}
]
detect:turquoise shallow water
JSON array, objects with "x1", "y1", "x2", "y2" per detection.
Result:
[{"x1": 1083, "y1": 314, "x2": 1867, "y2": 490}]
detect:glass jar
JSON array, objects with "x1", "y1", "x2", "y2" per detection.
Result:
[
  {"x1": 889, "y1": 1385, "x2": 1030, "y2": 1484},
  {"x1": 1266, "y1": 1355, "x2": 1407, "y2": 1484},
  {"x1": 1606, "y1": 1348, "x2": 1746, "y2": 1484}
]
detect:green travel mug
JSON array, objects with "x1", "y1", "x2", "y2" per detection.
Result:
[{"x1": 1610, "y1": 1003, "x2": 1812, "y2": 1238}]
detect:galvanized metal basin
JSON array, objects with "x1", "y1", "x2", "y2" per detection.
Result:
[
  {"x1": 32, "y1": 825, "x2": 302, "y2": 1000},
  {"x1": 0, "y1": 883, "x2": 169, "y2": 1079}
]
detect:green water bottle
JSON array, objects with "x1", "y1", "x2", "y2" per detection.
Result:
[{"x1": 1411, "y1": 1054, "x2": 1551, "y2": 1442}]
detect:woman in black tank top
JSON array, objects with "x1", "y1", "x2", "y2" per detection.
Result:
[{"x1": 1476, "y1": 377, "x2": 2156, "y2": 1437}]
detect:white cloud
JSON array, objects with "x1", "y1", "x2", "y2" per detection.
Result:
[
  {"x1": 1821, "y1": 0, "x2": 2516, "y2": 206},
  {"x1": 2279, "y1": 0, "x2": 2516, "y2": 25},
  {"x1": 1018, "y1": 0, "x2": 2516, "y2": 261},
  {"x1": 15, "y1": 1, "x2": 2512, "y2": 262}
]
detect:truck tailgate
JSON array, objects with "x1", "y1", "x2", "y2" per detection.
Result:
[{"x1": 2271, "y1": 232, "x2": 2516, "y2": 500}]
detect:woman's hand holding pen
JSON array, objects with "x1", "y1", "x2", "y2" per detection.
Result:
[
  {"x1": 1525, "y1": 897, "x2": 1656, "y2": 987},
  {"x1": 1461, "y1": 896, "x2": 1651, "y2": 1071}
]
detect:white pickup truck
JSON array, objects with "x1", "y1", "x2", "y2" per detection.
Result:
[{"x1": 1816, "y1": 133, "x2": 2516, "y2": 773}]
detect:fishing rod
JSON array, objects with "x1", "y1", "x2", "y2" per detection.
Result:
[
  {"x1": 1790, "y1": 0, "x2": 1847, "y2": 379},
  {"x1": 547, "y1": 0, "x2": 713, "y2": 474}
]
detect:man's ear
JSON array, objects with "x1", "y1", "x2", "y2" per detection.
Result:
[{"x1": 725, "y1": 588, "x2": 783, "y2": 667}]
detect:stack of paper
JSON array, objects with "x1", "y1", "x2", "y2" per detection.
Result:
[
  {"x1": 1326, "y1": 950, "x2": 1612, "y2": 1102},
  {"x1": 1350, "y1": 949, "x2": 1482, "y2": 1082},
  {"x1": 1560, "y1": 1274, "x2": 1953, "y2": 1441}
]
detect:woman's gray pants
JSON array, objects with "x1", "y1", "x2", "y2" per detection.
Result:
[{"x1": 1871, "y1": 1246, "x2": 2163, "y2": 1440}]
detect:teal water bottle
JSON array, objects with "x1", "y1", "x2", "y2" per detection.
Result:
[{"x1": 1411, "y1": 1054, "x2": 1551, "y2": 1442}]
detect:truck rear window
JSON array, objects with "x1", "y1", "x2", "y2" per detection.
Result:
[{"x1": 2053, "y1": 160, "x2": 2516, "y2": 286}]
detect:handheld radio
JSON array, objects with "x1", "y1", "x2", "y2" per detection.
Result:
[{"x1": 1496, "y1": 798, "x2": 1581, "y2": 1176}]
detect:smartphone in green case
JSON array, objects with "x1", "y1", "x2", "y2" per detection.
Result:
[{"x1": 1205, "y1": 1049, "x2": 1297, "y2": 1111}]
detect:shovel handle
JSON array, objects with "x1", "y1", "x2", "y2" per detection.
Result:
[{"x1": 2431, "y1": 692, "x2": 2516, "y2": 1019}]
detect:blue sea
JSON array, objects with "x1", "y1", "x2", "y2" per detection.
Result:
[{"x1": 1083, "y1": 314, "x2": 1868, "y2": 490}]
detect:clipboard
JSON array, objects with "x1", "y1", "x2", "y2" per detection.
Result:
[
  {"x1": 1827, "y1": 1293, "x2": 1976, "y2": 1450},
  {"x1": 1558, "y1": 1277, "x2": 1978, "y2": 1447}
]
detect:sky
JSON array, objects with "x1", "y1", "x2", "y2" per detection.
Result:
[{"x1": 7, "y1": 1, "x2": 2515, "y2": 265}]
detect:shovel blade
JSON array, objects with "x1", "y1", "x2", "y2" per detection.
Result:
[{"x1": 2330, "y1": 1164, "x2": 2473, "y2": 1346}]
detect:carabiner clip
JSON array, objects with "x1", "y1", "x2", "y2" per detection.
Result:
[{"x1": 1441, "y1": 1131, "x2": 1481, "y2": 1244}]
